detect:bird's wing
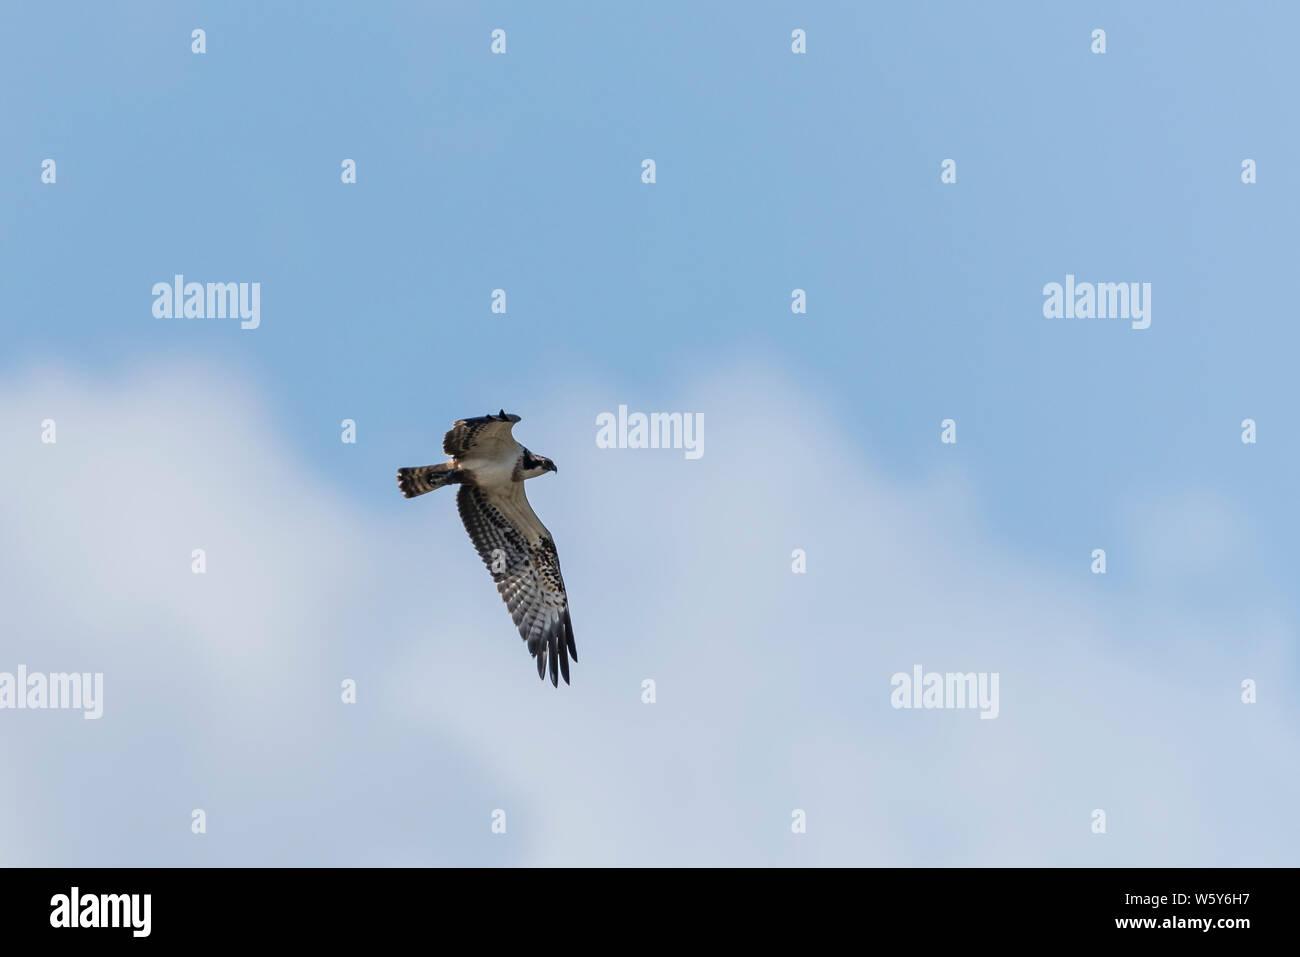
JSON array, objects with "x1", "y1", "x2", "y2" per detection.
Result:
[
  {"x1": 443, "y1": 412, "x2": 522, "y2": 458},
  {"x1": 456, "y1": 482, "x2": 577, "y2": 686}
]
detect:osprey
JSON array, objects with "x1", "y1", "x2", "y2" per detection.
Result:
[{"x1": 396, "y1": 411, "x2": 577, "y2": 686}]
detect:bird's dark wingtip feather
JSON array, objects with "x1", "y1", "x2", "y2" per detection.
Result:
[{"x1": 563, "y1": 610, "x2": 577, "y2": 661}]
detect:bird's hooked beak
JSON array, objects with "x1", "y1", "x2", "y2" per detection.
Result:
[{"x1": 546, "y1": 460, "x2": 558, "y2": 474}]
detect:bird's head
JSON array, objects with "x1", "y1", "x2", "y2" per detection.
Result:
[{"x1": 520, "y1": 449, "x2": 558, "y2": 479}]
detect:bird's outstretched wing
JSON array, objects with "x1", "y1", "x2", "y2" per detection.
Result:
[
  {"x1": 456, "y1": 483, "x2": 577, "y2": 685},
  {"x1": 443, "y1": 411, "x2": 522, "y2": 458}
]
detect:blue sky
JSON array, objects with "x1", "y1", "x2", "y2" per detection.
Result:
[{"x1": 1, "y1": 2, "x2": 1297, "y2": 865}]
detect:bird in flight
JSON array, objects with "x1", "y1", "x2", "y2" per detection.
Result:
[{"x1": 396, "y1": 411, "x2": 577, "y2": 686}]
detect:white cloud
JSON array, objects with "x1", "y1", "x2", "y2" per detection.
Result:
[{"x1": 1, "y1": 363, "x2": 1295, "y2": 865}]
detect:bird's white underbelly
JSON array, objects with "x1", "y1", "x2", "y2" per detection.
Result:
[
  {"x1": 461, "y1": 455, "x2": 515, "y2": 487},
  {"x1": 457, "y1": 435, "x2": 518, "y2": 479}
]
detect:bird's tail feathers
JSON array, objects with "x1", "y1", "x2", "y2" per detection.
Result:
[{"x1": 397, "y1": 463, "x2": 459, "y2": 498}]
